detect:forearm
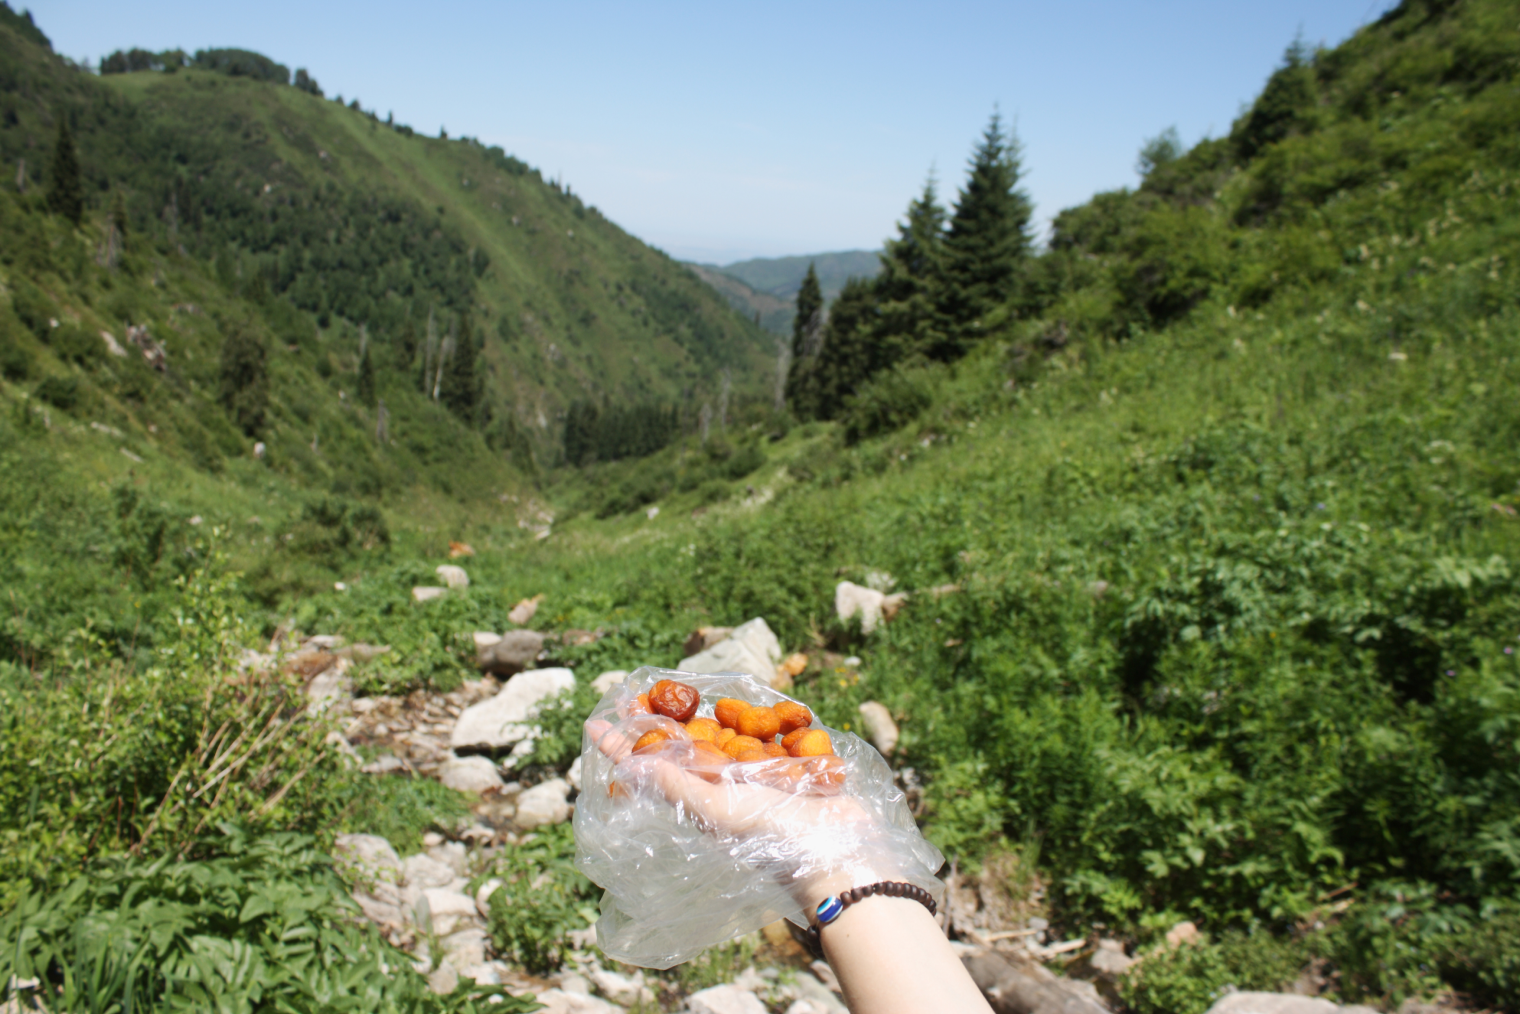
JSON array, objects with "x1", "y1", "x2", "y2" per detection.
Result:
[{"x1": 803, "y1": 886, "x2": 993, "y2": 1014}]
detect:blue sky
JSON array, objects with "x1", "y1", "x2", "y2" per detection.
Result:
[{"x1": 34, "y1": 1, "x2": 1395, "y2": 264}]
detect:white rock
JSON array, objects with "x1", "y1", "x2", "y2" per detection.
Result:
[
  {"x1": 1206, "y1": 995, "x2": 1341, "y2": 1014},
  {"x1": 591, "y1": 670, "x2": 629, "y2": 694},
  {"x1": 567, "y1": 755, "x2": 584, "y2": 791},
  {"x1": 533, "y1": 988, "x2": 623, "y2": 1014},
  {"x1": 1090, "y1": 937, "x2": 1134, "y2": 978},
  {"x1": 835, "y1": 581, "x2": 886, "y2": 634},
  {"x1": 417, "y1": 887, "x2": 482, "y2": 936},
  {"x1": 508, "y1": 595, "x2": 543, "y2": 626},
  {"x1": 436, "y1": 564, "x2": 470, "y2": 589},
  {"x1": 351, "y1": 891, "x2": 405, "y2": 929},
  {"x1": 100, "y1": 330, "x2": 128, "y2": 357},
  {"x1": 361, "y1": 754, "x2": 406, "y2": 775},
  {"x1": 475, "y1": 878, "x2": 503, "y2": 916},
  {"x1": 450, "y1": 668, "x2": 576, "y2": 751},
  {"x1": 459, "y1": 962, "x2": 505, "y2": 986},
  {"x1": 427, "y1": 840, "x2": 469, "y2": 877},
  {"x1": 306, "y1": 658, "x2": 353, "y2": 714},
  {"x1": 440, "y1": 755, "x2": 505, "y2": 793},
  {"x1": 681, "y1": 617, "x2": 782, "y2": 684},
  {"x1": 423, "y1": 832, "x2": 445, "y2": 848},
  {"x1": 784, "y1": 971, "x2": 847, "y2": 1013},
  {"x1": 413, "y1": 586, "x2": 447, "y2": 603},
  {"x1": 560, "y1": 972, "x2": 593, "y2": 995},
  {"x1": 440, "y1": 926, "x2": 490, "y2": 969},
  {"x1": 427, "y1": 964, "x2": 459, "y2": 996},
  {"x1": 590, "y1": 968, "x2": 654, "y2": 1006},
  {"x1": 857, "y1": 701, "x2": 899, "y2": 755},
  {"x1": 402, "y1": 853, "x2": 457, "y2": 890},
  {"x1": 515, "y1": 777, "x2": 571, "y2": 829},
  {"x1": 786, "y1": 1003, "x2": 832, "y2": 1014},
  {"x1": 473, "y1": 631, "x2": 503, "y2": 650},
  {"x1": 333, "y1": 834, "x2": 403, "y2": 881},
  {"x1": 1165, "y1": 920, "x2": 1199, "y2": 947},
  {"x1": 688, "y1": 984, "x2": 767, "y2": 1014}
]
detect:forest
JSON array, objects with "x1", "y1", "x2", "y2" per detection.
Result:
[{"x1": 3, "y1": 0, "x2": 1520, "y2": 1011}]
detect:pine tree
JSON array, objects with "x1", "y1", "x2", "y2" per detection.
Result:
[
  {"x1": 439, "y1": 311, "x2": 480, "y2": 422},
  {"x1": 47, "y1": 117, "x2": 84, "y2": 226},
  {"x1": 806, "y1": 276, "x2": 886, "y2": 419},
  {"x1": 219, "y1": 324, "x2": 268, "y2": 436},
  {"x1": 785, "y1": 263, "x2": 826, "y2": 415},
  {"x1": 874, "y1": 174, "x2": 948, "y2": 360},
  {"x1": 356, "y1": 344, "x2": 376, "y2": 406},
  {"x1": 937, "y1": 111, "x2": 1033, "y2": 358}
]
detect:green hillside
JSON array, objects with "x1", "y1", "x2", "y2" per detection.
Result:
[
  {"x1": 691, "y1": 249, "x2": 883, "y2": 334},
  {"x1": 5, "y1": 0, "x2": 1520, "y2": 1011}
]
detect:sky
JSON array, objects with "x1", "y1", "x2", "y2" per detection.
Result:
[{"x1": 33, "y1": 1, "x2": 1396, "y2": 265}]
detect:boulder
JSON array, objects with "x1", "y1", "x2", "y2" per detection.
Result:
[
  {"x1": 473, "y1": 631, "x2": 503, "y2": 650},
  {"x1": 590, "y1": 968, "x2": 655, "y2": 1006},
  {"x1": 1206, "y1": 996, "x2": 1340, "y2": 1014},
  {"x1": 962, "y1": 949, "x2": 1110, "y2": 1014},
  {"x1": 515, "y1": 777, "x2": 571, "y2": 829},
  {"x1": 508, "y1": 594, "x2": 544, "y2": 626},
  {"x1": 567, "y1": 755, "x2": 584, "y2": 791},
  {"x1": 440, "y1": 755, "x2": 505, "y2": 793},
  {"x1": 451, "y1": 667, "x2": 575, "y2": 751},
  {"x1": 1165, "y1": 920, "x2": 1199, "y2": 948},
  {"x1": 475, "y1": 878, "x2": 504, "y2": 916},
  {"x1": 681, "y1": 617, "x2": 782, "y2": 684},
  {"x1": 413, "y1": 586, "x2": 447, "y2": 603},
  {"x1": 416, "y1": 887, "x2": 482, "y2": 936},
  {"x1": 533, "y1": 989, "x2": 624, "y2": 1014},
  {"x1": 333, "y1": 833, "x2": 403, "y2": 882},
  {"x1": 857, "y1": 701, "x2": 899, "y2": 755},
  {"x1": 440, "y1": 926, "x2": 490, "y2": 969},
  {"x1": 427, "y1": 840, "x2": 469, "y2": 877},
  {"x1": 427, "y1": 964, "x2": 459, "y2": 996},
  {"x1": 591, "y1": 670, "x2": 629, "y2": 694},
  {"x1": 306, "y1": 658, "x2": 353, "y2": 714},
  {"x1": 402, "y1": 853, "x2": 458, "y2": 890},
  {"x1": 688, "y1": 985, "x2": 767, "y2": 1014},
  {"x1": 684, "y1": 626, "x2": 733, "y2": 657},
  {"x1": 477, "y1": 629, "x2": 547, "y2": 677},
  {"x1": 435, "y1": 564, "x2": 470, "y2": 589},
  {"x1": 835, "y1": 581, "x2": 886, "y2": 634}
]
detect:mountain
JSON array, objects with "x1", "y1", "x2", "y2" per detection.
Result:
[{"x1": 689, "y1": 249, "x2": 882, "y2": 334}]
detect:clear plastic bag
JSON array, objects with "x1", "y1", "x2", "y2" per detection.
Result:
[{"x1": 572, "y1": 666, "x2": 945, "y2": 969}]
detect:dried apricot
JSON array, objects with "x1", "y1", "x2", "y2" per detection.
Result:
[
  {"x1": 649, "y1": 679, "x2": 700, "y2": 723},
  {"x1": 722, "y1": 734, "x2": 764, "y2": 759},
  {"x1": 685, "y1": 717, "x2": 722, "y2": 743},
  {"x1": 789, "y1": 729, "x2": 834, "y2": 758},
  {"x1": 762, "y1": 741, "x2": 788, "y2": 758},
  {"x1": 736, "y1": 705, "x2": 781, "y2": 741},
  {"x1": 690, "y1": 740, "x2": 731, "y2": 765},
  {"x1": 734, "y1": 747, "x2": 768, "y2": 762},
  {"x1": 774, "y1": 700, "x2": 813, "y2": 735},
  {"x1": 713, "y1": 698, "x2": 750, "y2": 730},
  {"x1": 780, "y1": 728, "x2": 809, "y2": 752},
  {"x1": 633, "y1": 729, "x2": 674, "y2": 754},
  {"x1": 804, "y1": 755, "x2": 846, "y2": 792},
  {"x1": 714, "y1": 727, "x2": 738, "y2": 748},
  {"x1": 627, "y1": 692, "x2": 652, "y2": 716}
]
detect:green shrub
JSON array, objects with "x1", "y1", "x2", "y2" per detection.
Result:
[
  {"x1": 1439, "y1": 904, "x2": 1520, "y2": 1012},
  {"x1": 1120, "y1": 931, "x2": 1311, "y2": 1014},
  {"x1": 483, "y1": 824, "x2": 598, "y2": 975},
  {"x1": 8, "y1": 278, "x2": 54, "y2": 338},
  {"x1": 32, "y1": 374, "x2": 77, "y2": 410},
  {"x1": 840, "y1": 367, "x2": 935, "y2": 444},
  {"x1": 338, "y1": 774, "x2": 474, "y2": 856},
  {"x1": 52, "y1": 324, "x2": 103, "y2": 365}
]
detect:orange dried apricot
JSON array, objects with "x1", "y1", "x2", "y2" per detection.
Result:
[
  {"x1": 690, "y1": 740, "x2": 732, "y2": 765},
  {"x1": 627, "y1": 692, "x2": 652, "y2": 716},
  {"x1": 713, "y1": 698, "x2": 750, "y2": 730},
  {"x1": 780, "y1": 728, "x2": 809, "y2": 752},
  {"x1": 685, "y1": 717, "x2": 722, "y2": 743},
  {"x1": 722, "y1": 734, "x2": 763, "y2": 759},
  {"x1": 774, "y1": 700, "x2": 813, "y2": 735},
  {"x1": 633, "y1": 729, "x2": 674, "y2": 754},
  {"x1": 804, "y1": 755, "x2": 846, "y2": 792},
  {"x1": 736, "y1": 705, "x2": 782, "y2": 742},
  {"x1": 789, "y1": 729, "x2": 834, "y2": 758},
  {"x1": 649, "y1": 679, "x2": 700, "y2": 723},
  {"x1": 714, "y1": 727, "x2": 738, "y2": 749},
  {"x1": 762, "y1": 741, "x2": 788, "y2": 759},
  {"x1": 734, "y1": 747, "x2": 768, "y2": 762}
]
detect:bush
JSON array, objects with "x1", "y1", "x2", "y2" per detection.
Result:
[
  {"x1": 483, "y1": 824, "x2": 598, "y2": 975},
  {"x1": 338, "y1": 774, "x2": 474, "y2": 856},
  {"x1": 8, "y1": 279, "x2": 54, "y2": 338},
  {"x1": 51, "y1": 324, "x2": 103, "y2": 365},
  {"x1": 32, "y1": 374, "x2": 77, "y2": 410},
  {"x1": 840, "y1": 366, "x2": 935, "y2": 444},
  {"x1": 1120, "y1": 932, "x2": 1311, "y2": 1014},
  {"x1": 1439, "y1": 904, "x2": 1520, "y2": 1012}
]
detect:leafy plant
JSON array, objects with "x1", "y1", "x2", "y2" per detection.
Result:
[{"x1": 482, "y1": 824, "x2": 598, "y2": 975}]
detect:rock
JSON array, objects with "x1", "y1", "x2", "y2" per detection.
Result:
[
  {"x1": 1206, "y1": 996, "x2": 1341, "y2": 1014},
  {"x1": 427, "y1": 964, "x2": 459, "y2": 996},
  {"x1": 567, "y1": 755, "x2": 584, "y2": 791},
  {"x1": 417, "y1": 887, "x2": 482, "y2": 936},
  {"x1": 362, "y1": 754, "x2": 406, "y2": 775},
  {"x1": 1089, "y1": 938, "x2": 1134, "y2": 977},
  {"x1": 1165, "y1": 920, "x2": 1199, "y2": 948},
  {"x1": 560, "y1": 972, "x2": 593, "y2": 994},
  {"x1": 962, "y1": 949, "x2": 1111, "y2": 1014},
  {"x1": 436, "y1": 564, "x2": 470, "y2": 589},
  {"x1": 591, "y1": 670, "x2": 628, "y2": 694},
  {"x1": 882, "y1": 592, "x2": 909, "y2": 621},
  {"x1": 508, "y1": 595, "x2": 543, "y2": 626},
  {"x1": 440, "y1": 926, "x2": 490, "y2": 969},
  {"x1": 333, "y1": 833, "x2": 403, "y2": 882},
  {"x1": 857, "y1": 701, "x2": 899, "y2": 755},
  {"x1": 351, "y1": 890, "x2": 405, "y2": 930},
  {"x1": 810, "y1": 961, "x2": 841, "y2": 994},
  {"x1": 477, "y1": 629, "x2": 548, "y2": 678},
  {"x1": 474, "y1": 631, "x2": 503, "y2": 650},
  {"x1": 440, "y1": 755, "x2": 506, "y2": 793},
  {"x1": 533, "y1": 988, "x2": 624, "y2": 1014},
  {"x1": 307, "y1": 658, "x2": 353, "y2": 713},
  {"x1": 684, "y1": 626, "x2": 733, "y2": 658},
  {"x1": 458, "y1": 961, "x2": 510, "y2": 986},
  {"x1": 515, "y1": 777, "x2": 571, "y2": 829},
  {"x1": 451, "y1": 667, "x2": 575, "y2": 751},
  {"x1": 475, "y1": 878, "x2": 503, "y2": 916},
  {"x1": 590, "y1": 968, "x2": 654, "y2": 1006},
  {"x1": 413, "y1": 586, "x2": 447, "y2": 603},
  {"x1": 688, "y1": 984, "x2": 767, "y2": 1014},
  {"x1": 681, "y1": 617, "x2": 782, "y2": 684},
  {"x1": 402, "y1": 853, "x2": 458, "y2": 891},
  {"x1": 781, "y1": 970, "x2": 846, "y2": 1012},
  {"x1": 835, "y1": 581, "x2": 887, "y2": 633},
  {"x1": 427, "y1": 840, "x2": 469, "y2": 877},
  {"x1": 787, "y1": 1003, "x2": 834, "y2": 1014},
  {"x1": 338, "y1": 642, "x2": 391, "y2": 664}
]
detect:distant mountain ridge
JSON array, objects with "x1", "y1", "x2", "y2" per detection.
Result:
[{"x1": 689, "y1": 249, "x2": 882, "y2": 334}]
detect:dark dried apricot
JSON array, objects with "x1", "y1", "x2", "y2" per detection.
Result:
[{"x1": 649, "y1": 679, "x2": 700, "y2": 723}]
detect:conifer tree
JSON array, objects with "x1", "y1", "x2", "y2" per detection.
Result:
[
  {"x1": 47, "y1": 118, "x2": 84, "y2": 226},
  {"x1": 937, "y1": 111, "x2": 1033, "y2": 358},
  {"x1": 874, "y1": 174, "x2": 948, "y2": 359},
  {"x1": 439, "y1": 311, "x2": 480, "y2": 422},
  {"x1": 804, "y1": 276, "x2": 885, "y2": 419},
  {"x1": 356, "y1": 343, "x2": 376, "y2": 406},
  {"x1": 785, "y1": 263, "x2": 826, "y2": 413},
  {"x1": 219, "y1": 324, "x2": 268, "y2": 436}
]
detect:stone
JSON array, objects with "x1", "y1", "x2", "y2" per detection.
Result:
[
  {"x1": 362, "y1": 754, "x2": 406, "y2": 775},
  {"x1": 436, "y1": 564, "x2": 470, "y2": 589},
  {"x1": 560, "y1": 972, "x2": 593, "y2": 995},
  {"x1": 451, "y1": 667, "x2": 575, "y2": 750},
  {"x1": 1206, "y1": 995, "x2": 1340, "y2": 1014},
  {"x1": 333, "y1": 833, "x2": 403, "y2": 882},
  {"x1": 427, "y1": 840, "x2": 469, "y2": 877},
  {"x1": 857, "y1": 701, "x2": 899, "y2": 755},
  {"x1": 440, "y1": 926, "x2": 490, "y2": 969},
  {"x1": 882, "y1": 592, "x2": 909, "y2": 621},
  {"x1": 1088, "y1": 938, "x2": 1134, "y2": 978},
  {"x1": 962, "y1": 949, "x2": 1111, "y2": 1014},
  {"x1": 475, "y1": 878, "x2": 503, "y2": 916},
  {"x1": 809, "y1": 961, "x2": 841, "y2": 994},
  {"x1": 351, "y1": 890, "x2": 405, "y2": 930},
  {"x1": 508, "y1": 595, "x2": 543, "y2": 626},
  {"x1": 474, "y1": 631, "x2": 503, "y2": 650},
  {"x1": 590, "y1": 968, "x2": 654, "y2": 1006},
  {"x1": 780, "y1": 653, "x2": 809, "y2": 677},
  {"x1": 440, "y1": 755, "x2": 505, "y2": 793},
  {"x1": 835, "y1": 581, "x2": 886, "y2": 634},
  {"x1": 1165, "y1": 920, "x2": 1199, "y2": 948},
  {"x1": 413, "y1": 586, "x2": 447, "y2": 603},
  {"x1": 782, "y1": 973, "x2": 846, "y2": 1014},
  {"x1": 402, "y1": 853, "x2": 457, "y2": 890},
  {"x1": 681, "y1": 617, "x2": 782, "y2": 684},
  {"x1": 567, "y1": 755, "x2": 584, "y2": 791},
  {"x1": 515, "y1": 777, "x2": 571, "y2": 829},
  {"x1": 338, "y1": 642, "x2": 391, "y2": 664},
  {"x1": 101, "y1": 330, "x2": 128, "y2": 357},
  {"x1": 477, "y1": 629, "x2": 548, "y2": 678},
  {"x1": 417, "y1": 887, "x2": 482, "y2": 936},
  {"x1": 306, "y1": 658, "x2": 353, "y2": 713},
  {"x1": 787, "y1": 1003, "x2": 834, "y2": 1014},
  {"x1": 427, "y1": 964, "x2": 459, "y2": 996},
  {"x1": 591, "y1": 670, "x2": 629, "y2": 694},
  {"x1": 684, "y1": 626, "x2": 734, "y2": 657},
  {"x1": 532, "y1": 989, "x2": 623, "y2": 1014},
  {"x1": 688, "y1": 984, "x2": 767, "y2": 1014}
]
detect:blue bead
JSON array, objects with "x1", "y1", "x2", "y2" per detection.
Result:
[{"x1": 816, "y1": 896, "x2": 845, "y2": 925}]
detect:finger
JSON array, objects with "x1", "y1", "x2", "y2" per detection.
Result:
[{"x1": 585, "y1": 718, "x2": 633, "y2": 762}]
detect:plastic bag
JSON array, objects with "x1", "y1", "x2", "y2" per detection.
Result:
[{"x1": 572, "y1": 666, "x2": 944, "y2": 969}]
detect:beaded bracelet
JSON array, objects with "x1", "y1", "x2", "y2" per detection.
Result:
[{"x1": 803, "y1": 880, "x2": 938, "y2": 955}]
